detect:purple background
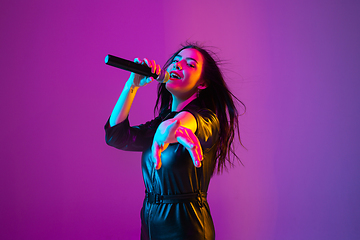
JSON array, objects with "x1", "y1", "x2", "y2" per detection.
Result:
[{"x1": 1, "y1": 0, "x2": 359, "y2": 239}]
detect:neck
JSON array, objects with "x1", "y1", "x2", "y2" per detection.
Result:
[{"x1": 171, "y1": 93, "x2": 197, "y2": 112}]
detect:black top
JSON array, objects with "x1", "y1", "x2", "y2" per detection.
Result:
[{"x1": 105, "y1": 98, "x2": 219, "y2": 240}]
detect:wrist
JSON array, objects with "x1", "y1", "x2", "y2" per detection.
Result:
[{"x1": 125, "y1": 80, "x2": 139, "y2": 93}]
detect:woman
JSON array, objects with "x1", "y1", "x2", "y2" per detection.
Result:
[{"x1": 105, "y1": 44, "x2": 245, "y2": 240}]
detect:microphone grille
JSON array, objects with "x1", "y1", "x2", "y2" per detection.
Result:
[{"x1": 162, "y1": 71, "x2": 170, "y2": 83}]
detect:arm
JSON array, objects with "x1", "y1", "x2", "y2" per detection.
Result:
[
  {"x1": 105, "y1": 114, "x2": 164, "y2": 152},
  {"x1": 151, "y1": 111, "x2": 203, "y2": 170},
  {"x1": 109, "y1": 58, "x2": 161, "y2": 127}
]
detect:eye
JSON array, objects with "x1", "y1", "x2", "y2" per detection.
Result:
[
  {"x1": 172, "y1": 59, "x2": 179, "y2": 63},
  {"x1": 188, "y1": 63, "x2": 196, "y2": 68}
]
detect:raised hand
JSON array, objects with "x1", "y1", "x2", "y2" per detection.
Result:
[
  {"x1": 128, "y1": 58, "x2": 161, "y2": 88},
  {"x1": 151, "y1": 118, "x2": 203, "y2": 170}
]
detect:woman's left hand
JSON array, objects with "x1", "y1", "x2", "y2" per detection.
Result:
[{"x1": 151, "y1": 119, "x2": 203, "y2": 170}]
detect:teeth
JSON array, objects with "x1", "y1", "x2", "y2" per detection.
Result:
[{"x1": 171, "y1": 73, "x2": 180, "y2": 79}]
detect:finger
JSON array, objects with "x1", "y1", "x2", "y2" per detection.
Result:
[
  {"x1": 143, "y1": 58, "x2": 152, "y2": 68},
  {"x1": 156, "y1": 64, "x2": 161, "y2": 76},
  {"x1": 178, "y1": 137, "x2": 202, "y2": 168},
  {"x1": 167, "y1": 119, "x2": 181, "y2": 133},
  {"x1": 134, "y1": 58, "x2": 142, "y2": 64},
  {"x1": 176, "y1": 127, "x2": 201, "y2": 155},
  {"x1": 176, "y1": 129, "x2": 194, "y2": 149},
  {"x1": 188, "y1": 130, "x2": 203, "y2": 162},
  {"x1": 150, "y1": 59, "x2": 156, "y2": 74},
  {"x1": 152, "y1": 142, "x2": 162, "y2": 170},
  {"x1": 182, "y1": 127, "x2": 203, "y2": 163},
  {"x1": 176, "y1": 128, "x2": 203, "y2": 167},
  {"x1": 147, "y1": 77, "x2": 154, "y2": 84}
]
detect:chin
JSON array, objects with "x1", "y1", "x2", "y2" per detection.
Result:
[
  {"x1": 165, "y1": 82, "x2": 177, "y2": 93},
  {"x1": 168, "y1": 89, "x2": 196, "y2": 101}
]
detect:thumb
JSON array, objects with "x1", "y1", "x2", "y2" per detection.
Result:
[
  {"x1": 167, "y1": 119, "x2": 181, "y2": 132},
  {"x1": 152, "y1": 142, "x2": 162, "y2": 170}
]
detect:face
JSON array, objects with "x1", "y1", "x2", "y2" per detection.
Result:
[{"x1": 165, "y1": 48, "x2": 205, "y2": 99}]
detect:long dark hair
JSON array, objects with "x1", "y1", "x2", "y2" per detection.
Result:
[{"x1": 155, "y1": 43, "x2": 246, "y2": 174}]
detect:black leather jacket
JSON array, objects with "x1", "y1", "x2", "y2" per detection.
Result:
[{"x1": 105, "y1": 99, "x2": 219, "y2": 240}]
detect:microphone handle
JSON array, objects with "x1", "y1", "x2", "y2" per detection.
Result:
[{"x1": 105, "y1": 54, "x2": 158, "y2": 79}]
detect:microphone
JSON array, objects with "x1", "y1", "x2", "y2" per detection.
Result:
[{"x1": 104, "y1": 54, "x2": 169, "y2": 83}]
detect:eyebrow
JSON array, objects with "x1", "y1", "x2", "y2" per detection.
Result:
[{"x1": 175, "y1": 54, "x2": 198, "y2": 64}]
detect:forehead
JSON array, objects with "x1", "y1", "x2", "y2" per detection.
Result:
[{"x1": 177, "y1": 48, "x2": 203, "y2": 63}]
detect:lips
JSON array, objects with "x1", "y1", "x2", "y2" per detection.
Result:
[{"x1": 169, "y1": 71, "x2": 182, "y2": 80}]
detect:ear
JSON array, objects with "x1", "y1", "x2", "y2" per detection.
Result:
[{"x1": 198, "y1": 82, "x2": 207, "y2": 90}]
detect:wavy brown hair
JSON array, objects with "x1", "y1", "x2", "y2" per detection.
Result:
[{"x1": 155, "y1": 43, "x2": 246, "y2": 174}]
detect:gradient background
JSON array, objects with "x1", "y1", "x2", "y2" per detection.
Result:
[{"x1": 1, "y1": 0, "x2": 359, "y2": 239}]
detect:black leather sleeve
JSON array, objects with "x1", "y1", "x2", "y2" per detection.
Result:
[{"x1": 104, "y1": 116, "x2": 163, "y2": 152}]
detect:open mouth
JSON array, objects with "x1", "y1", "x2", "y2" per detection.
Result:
[{"x1": 170, "y1": 72, "x2": 181, "y2": 79}]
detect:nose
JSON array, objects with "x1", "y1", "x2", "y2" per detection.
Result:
[{"x1": 174, "y1": 61, "x2": 182, "y2": 70}]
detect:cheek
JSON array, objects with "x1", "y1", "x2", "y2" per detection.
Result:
[
  {"x1": 188, "y1": 71, "x2": 202, "y2": 85},
  {"x1": 166, "y1": 64, "x2": 174, "y2": 72}
]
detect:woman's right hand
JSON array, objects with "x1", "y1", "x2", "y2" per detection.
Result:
[{"x1": 127, "y1": 58, "x2": 161, "y2": 88}]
